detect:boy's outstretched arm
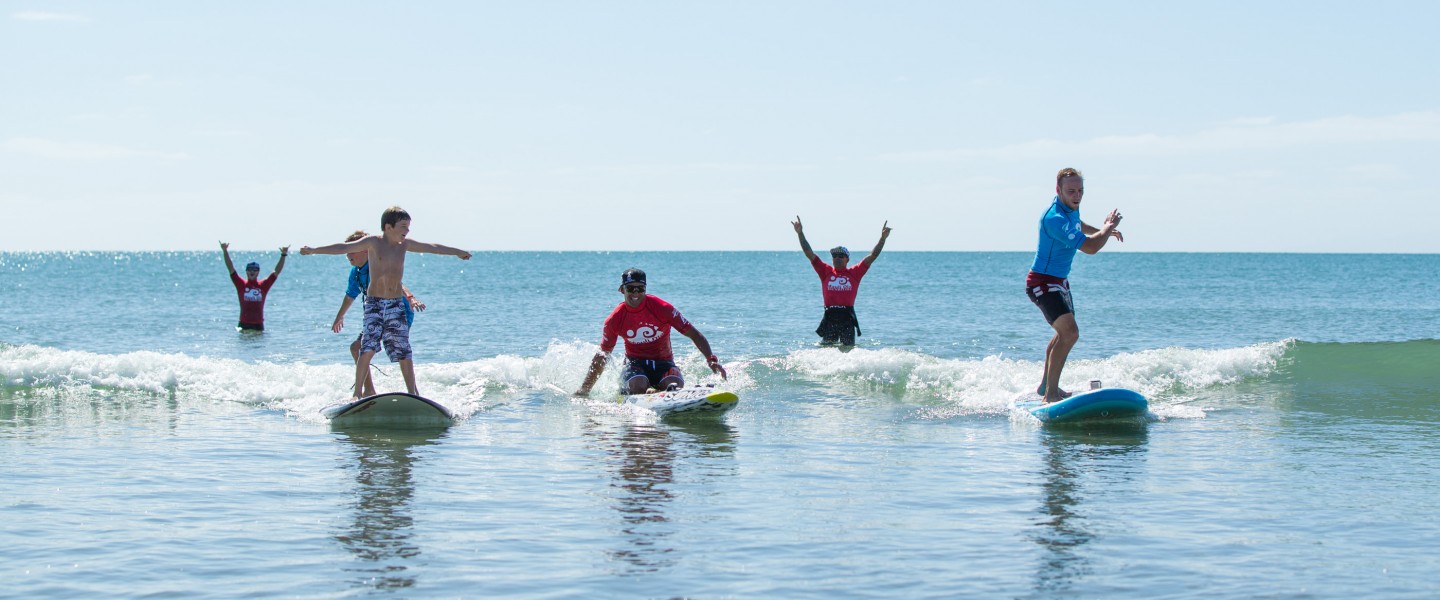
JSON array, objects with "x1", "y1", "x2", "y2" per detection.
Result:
[
  {"x1": 405, "y1": 240, "x2": 471, "y2": 260},
  {"x1": 301, "y1": 238, "x2": 370, "y2": 256}
]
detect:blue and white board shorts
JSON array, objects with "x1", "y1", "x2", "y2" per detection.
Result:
[{"x1": 361, "y1": 297, "x2": 413, "y2": 362}]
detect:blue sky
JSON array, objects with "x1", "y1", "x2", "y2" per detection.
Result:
[{"x1": 3, "y1": 2, "x2": 1437, "y2": 252}]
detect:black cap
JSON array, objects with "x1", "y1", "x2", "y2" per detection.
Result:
[{"x1": 621, "y1": 268, "x2": 646, "y2": 286}]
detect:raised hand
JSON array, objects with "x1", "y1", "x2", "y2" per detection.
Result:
[{"x1": 791, "y1": 215, "x2": 804, "y2": 234}]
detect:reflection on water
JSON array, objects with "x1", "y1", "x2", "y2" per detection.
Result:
[
  {"x1": 1029, "y1": 423, "x2": 1149, "y2": 597},
  {"x1": 585, "y1": 417, "x2": 736, "y2": 574},
  {"x1": 332, "y1": 427, "x2": 447, "y2": 591},
  {"x1": 0, "y1": 388, "x2": 183, "y2": 437}
]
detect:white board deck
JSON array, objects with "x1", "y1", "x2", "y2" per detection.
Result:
[
  {"x1": 321, "y1": 392, "x2": 456, "y2": 427},
  {"x1": 619, "y1": 386, "x2": 740, "y2": 416}
]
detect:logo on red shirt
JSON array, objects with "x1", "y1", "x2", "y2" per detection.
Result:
[{"x1": 626, "y1": 325, "x2": 664, "y2": 344}]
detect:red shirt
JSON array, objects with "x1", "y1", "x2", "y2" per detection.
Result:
[
  {"x1": 599, "y1": 295, "x2": 694, "y2": 361},
  {"x1": 810, "y1": 255, "x2": 870, "y2": 307},
  {"x1": 231, "y1": 271, "x2": 277, "y2": 326}
]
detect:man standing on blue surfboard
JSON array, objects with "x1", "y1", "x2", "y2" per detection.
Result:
[{"x1": 1027, "y1": 168, "x2": 1124, "y2": 404}]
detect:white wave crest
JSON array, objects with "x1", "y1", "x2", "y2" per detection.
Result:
[
  {"x1": 2, "y1": 340, "x2": 1290, "y2": 422},
  {"x1": 772, "y1": 342, "x2": 1290, "y2": 417}
]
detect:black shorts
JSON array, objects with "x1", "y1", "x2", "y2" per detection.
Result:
[
  {"x1": 620, "y1": 359, "x2": 683, "y2": 392},
  {"x1": 1027, "y1": 279, "x2": 1074, "y2": 325},
  {"x1": 237, "y1": 322, "x2": 264, "y2": 331},
  {"x1": 816, "y1": 306, "x2": 861, "y2": 346}
]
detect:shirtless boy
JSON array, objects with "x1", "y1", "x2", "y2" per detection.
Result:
[
  {"x1": 330, "y1": 229, "x2": 425, "y2": 397},
  {"x1": 301, "y1": 207, "x2": 470, "y2": 399}
]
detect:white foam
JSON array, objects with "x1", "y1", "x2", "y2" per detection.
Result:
[
  {"x1": 0, "y1": 341, "x2": 755, "y2": 423},
  {"x1": 1, "y1": 340, "x2": 1290, "y2": 423},
  {"x1": 774, "y1": 342, "x2": 1290, "y2": 418}
]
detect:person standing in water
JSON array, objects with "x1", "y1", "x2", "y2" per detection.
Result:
[
  {"x1": 1026, "y1": 168, "x2": 1123, "y2": 404},
  {"x1": 791, "y1": 216, "x2": 891, "y2": 346},
  {"x1": 221, "y1": 241, "x2": 287, "y2": 331}
]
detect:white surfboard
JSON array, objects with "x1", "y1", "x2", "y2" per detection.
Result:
[
  {"x1": 619, "y1": 386, "x2": 740, "y2": 416},
  {"x1": 321, "y1": 392, "x2": 456, "y2": 427}
]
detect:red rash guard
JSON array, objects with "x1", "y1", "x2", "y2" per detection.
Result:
[
  {"x1": 599, "y1": 295, "x2": 694, "y2": 361},
  {"x1": 810, "y1": 255, "x2": 870, "y2": 307},
  {"x1": 231, "y1": 271, "x2": 277, "y2": 326}
]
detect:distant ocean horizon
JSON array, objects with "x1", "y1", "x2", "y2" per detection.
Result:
[
  {"x1": 4, "y1": 250, "x2": 1439, "y2": 597},
  {"x1": 5, "y1": 248, "x2": 1436, "y2": 254}
]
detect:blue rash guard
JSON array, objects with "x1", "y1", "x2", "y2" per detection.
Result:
[
  {"x1": 1029, "y1": 196, "x2": 1086, "y2": 279},
  {"x1": 347, "y1": 262, "x2": 414, "y2": 325}
]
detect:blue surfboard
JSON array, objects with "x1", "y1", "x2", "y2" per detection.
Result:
[{"x1": 1013, "y1": 387, "x2": 1149, "y2": 423}]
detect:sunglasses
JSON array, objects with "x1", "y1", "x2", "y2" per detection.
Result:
[{"x1": 624, "y1": 286, "x2": 646, "y2": 294}]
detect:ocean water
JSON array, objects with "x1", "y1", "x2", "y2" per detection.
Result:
[{"x1": 2, "y1": 251, "x2": 1438, "y2": 598}]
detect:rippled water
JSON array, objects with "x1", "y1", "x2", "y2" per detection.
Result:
[{"x1": 3, "y1": 252, "x2": 1439, "y2": 597}]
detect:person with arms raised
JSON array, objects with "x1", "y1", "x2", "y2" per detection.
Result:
[
  {"x1": 221, "y1": 241, "x2": 287, "y2": 332},
  {"x1": 791, "y1": 216, "x2": 891, "y2": 347}
]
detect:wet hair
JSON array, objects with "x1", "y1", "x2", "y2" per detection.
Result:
[
  {"x1": 381, "y1": 206, "x2": 411, "y2": 230},
  {"x1": 344, "y1": 230, "x2": 367, "y2": 243},
  {"x1": 1056, "y1": 167, "x2": 1083, "y2": 188}
]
